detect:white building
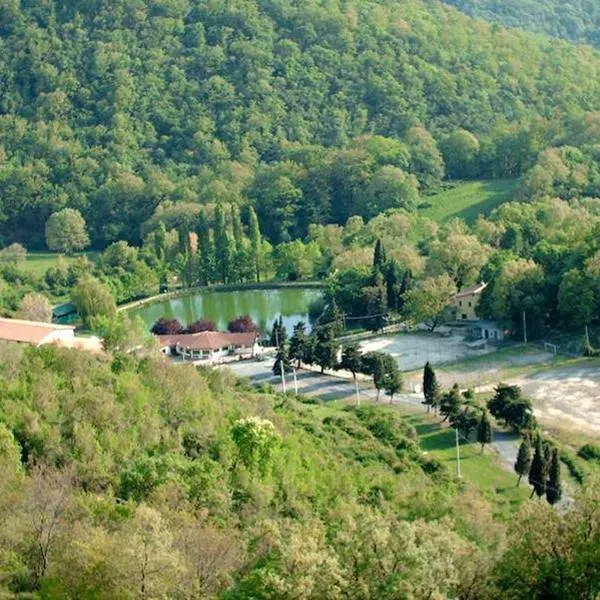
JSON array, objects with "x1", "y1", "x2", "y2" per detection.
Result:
[{"x1": 158, "y1": 331, "x2": 260, "y2": 363}]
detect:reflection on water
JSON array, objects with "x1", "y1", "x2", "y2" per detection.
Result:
[{"x1": 132, "y1": 288, "x2": 322, "y2": 334}]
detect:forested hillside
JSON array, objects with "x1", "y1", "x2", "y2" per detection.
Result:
[
  {"x1": 0, "y1": 344, "x2": 599, "y2": 598},
  {"x1": 442, "y1": 0, "x2": 600, "y2": 47},
  {"x1": 2, "y1": 0, "x2": 600, "y2": 247}
]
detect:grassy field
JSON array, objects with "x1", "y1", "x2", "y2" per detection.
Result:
[
  {"x1": 419, "y1": 179, "x2": 520, "y2": 224},
  {"x1": 399, "y1": 407, "x2": 531, "y2": 514},
  {"x1": 23, "y1": 251, "x2": 97, "y2": 276}
]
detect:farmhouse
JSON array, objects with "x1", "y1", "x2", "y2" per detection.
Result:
[
  {"x1": 158, "y1": 331, "x2": 260, "y2": 362},
  {"x1": 452, "y1": 282, "x2": 487, "y2": 321},
  {"x1": 0, "y1": 317, "x2": 76, "y2": 346}
]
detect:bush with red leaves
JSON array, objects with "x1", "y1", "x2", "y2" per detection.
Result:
[
  {"x1": 227, "y1": 315, "x2": 259, "y2": 333},
  {"x1": 187, "y1": 319, "x2": 216, "y2": 333},
  {"x1": 151, "y1": 318, "x2": 185, "y2": 335}
]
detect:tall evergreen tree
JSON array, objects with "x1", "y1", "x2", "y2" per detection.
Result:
[
  {"x1": 514, "y1": 436, "x2": 532, "y2": 486},
  {"x1": 248, "y1": 206, "x2": 262, "y2": 282},
  {"x1": 422, "y1": 362, "x2": 441, "y2": 413},
  {"x1": 546, "y1": 448, "x2": 562, "y2": 505},
  {"x1": 269, "y1": 316, "x2": 287, "y2": 348},
  {"x1": 440, "y1": 384, "x2": 462, "y2": 423},
  {"x1": 196, "y1": 211, "x2": 214, "y2": 285},
  {"x1": 289, "y1": 321, "x2": 308, "y2": 368},
  {"x1": 319, "y1": 299, "x2": 344, "y2": 336},
  {"x1": 214, "y1": 204, "x2": 231, "y2": 283},
  {"x1": 314, "y1": 325, "x2": 338, "y2": 374},
  {"x1": 384, "y1": 364, "x2": 403, "y2": 403},
  {"x1": 398, "y1": 269, "x2": 412, "y2": 312},
  {"x1": 372, "y1": 354, "x2": 386, "y2": 401},
  {"x1": 529, "y1": 437, "x2": 547, "y2": 499},
  {"x1": 373, "y1": 238, "x2": 387, "y2": 274},
  {"x1": 385, "y1": 260, "x2": 402, "y2": 310},
  {"x1": 273, "y1": 344, "x2": 292, "y2": 377},
  {"x1": 477, "y1": 410, "x2": 492, "y2": 453}
]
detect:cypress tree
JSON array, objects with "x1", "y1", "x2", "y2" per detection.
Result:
[
  {"x1": 289, "y1": 321, "x2": 308, "y2": 368},
  {"x1": 231, "y1": 204, "x2": 245, "y2": 283},
  {"x1": 422, "y1": 362, "x2": 440, "y2": 413},
  {"x1": 248, "y1": 206, "x2": 262, "y2": 282},
  {"x1": 546, "y1": 448, "x2": 562, "y2": 505},
  {"x1": 514, "y1": 436, "x2": 532, "y2": 486},
  {"x1": 529, "y1": 437, "x2": 547, "y2": 499},
  {"x1": 385, "y1": 259, "x2": 401, "y2": 310},
  {"x1": 273, "y1": 345, "x2": 292, "y2": 377},
  {"x1": 373, "y1": 238, "x2": 386, "y2": 274},
  {"x1": 214, "y1": 204, "x2": 231, "y2": 283},
  {"x1": 398, "y1": 269, "x2": 412, "y2": 311},
  {"x1": 477, "y1": 410, "x2": 492, "y2": 453},
  {"x1": 372, "y1": 354, "x2": 386, "y2": 401},
  {"x1": 314, "y1": 325, "x2": 338, "y2": 374}
]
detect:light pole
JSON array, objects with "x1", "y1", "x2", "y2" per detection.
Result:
[
  {"x1": 280, "y1": 359, "x2": 287, "y2": 393},
  {"x1": 455, "y1": 428, "x2": 462, "y2": 479},
  {"x1": 292, "y1": 367, "x2": 298, "y2": 395}
]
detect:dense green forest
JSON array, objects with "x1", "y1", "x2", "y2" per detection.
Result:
[
  {"x1": 442, "y1": 0, "x2": 600, "y2": 47},
  {"x1": 0, "y1": 345, "x2": 598, "y2": 598},
  {"x1": 2, "y1": 0, "x2": 600, "y2": 247}
]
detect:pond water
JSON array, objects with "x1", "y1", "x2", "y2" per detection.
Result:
[{"x1": 131, "y1": 287, "x2": 323, "y2": 335}]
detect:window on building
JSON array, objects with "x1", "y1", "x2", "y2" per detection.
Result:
[
  {"x1": 468, "y1": 302, "x2": 472, "y2": 307},
  {"x1": 462, "y1": 314, "x2": 467, "y2": 320}
]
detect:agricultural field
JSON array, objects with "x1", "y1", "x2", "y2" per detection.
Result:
[{"x1": 419, "y1": 179, "x2": 520, "y2": 224}]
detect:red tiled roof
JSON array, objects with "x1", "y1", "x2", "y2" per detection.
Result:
[
  {"x1": 158, "y1": 331, "x2": 258, "y2": 351},
  {"x1": 0, "y1": 317, "x2": 75, "y2": 345}
]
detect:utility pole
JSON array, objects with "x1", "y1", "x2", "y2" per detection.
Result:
[
  {"x1": 522, "y1": 310, "x2": 527, "y2": 344},
  {"x1": 455, "y1": 428, "x2": 462, "y2": 479}
]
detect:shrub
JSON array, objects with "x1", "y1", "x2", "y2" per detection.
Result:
[
  {"x1": 187, "y1": 319, "x2": 216, "y2": 333},
  {"x1": 151, "y1": 317, "x2": 184, "y2": 335},
  {"x1": 228, "y1": 315, "x2": 259, "y2": 333},
  {"x1": 560, "y1": 450, "x2": 585, "y2": 484},
  {"x1": 577, "y1": 443, "x2": 600, "y2": 462}
]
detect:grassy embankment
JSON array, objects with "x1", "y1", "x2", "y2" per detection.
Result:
[
  {"x1": 23, "y1": 251, "x2": 98, "y2": 277},
  {"x1": 419, "y1": 179, "x2": 520, "y2": 224}
]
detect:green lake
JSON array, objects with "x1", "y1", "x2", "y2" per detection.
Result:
[{"x1": 132, "y1": 288, "x2": 323, "y2": 334}]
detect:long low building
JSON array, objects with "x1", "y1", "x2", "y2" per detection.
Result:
[
  {"x1": 0, "y1": 317, "x2": 103, "y2": 353},
  {"x1": 158, "y1": 331, "x2": 260, "y2": 362},
  {"x1": 0, "y1": 317, "x2": 76, "y2": 346}
]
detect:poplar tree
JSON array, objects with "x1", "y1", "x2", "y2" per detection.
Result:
[
  {"x1": 196, "y1": 211, "x2": 214, "y2": 285},
  {"x1": 477, "y1": 410, "x2": 492, "y2": 453},
  {"x1": 248, "y1": 206, "x2": 262, "y2": 282},
  {"x1": 372, "y1": 354, "x2": 386, "y2": 401},
  {"x1": 529, "y1": 437, "x2": 547, "y2": 499},
  {"x1": 214, "y1": 204, "x2": 231, "y2": 283},
  {"x1": 231, "y1": 204, "x2": 245, "y2": 282},
  {"x1": 423, "y1": 362, "x2": 441, "y2": 413},
  {"x1": 514, "y1": 436, "x2": 532, "y2": 486},
  {"x1": 546, "y1": 448, "x2": 562, "y2": 505}
]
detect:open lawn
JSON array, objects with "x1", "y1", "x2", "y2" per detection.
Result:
[
  {"x1": 23, "y1": 251, "x2": 97, "y2": 276},
  {"x1": 419, "y1": 179, "x2": 519, "y2": 224},
  {"x1": 399, "y1": 408, "x2": 531, "y2": 514}
]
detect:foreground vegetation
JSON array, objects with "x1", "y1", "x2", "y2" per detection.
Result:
[{"x1": 0, "y1": 344, "x2": 599, "y2": 598}]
